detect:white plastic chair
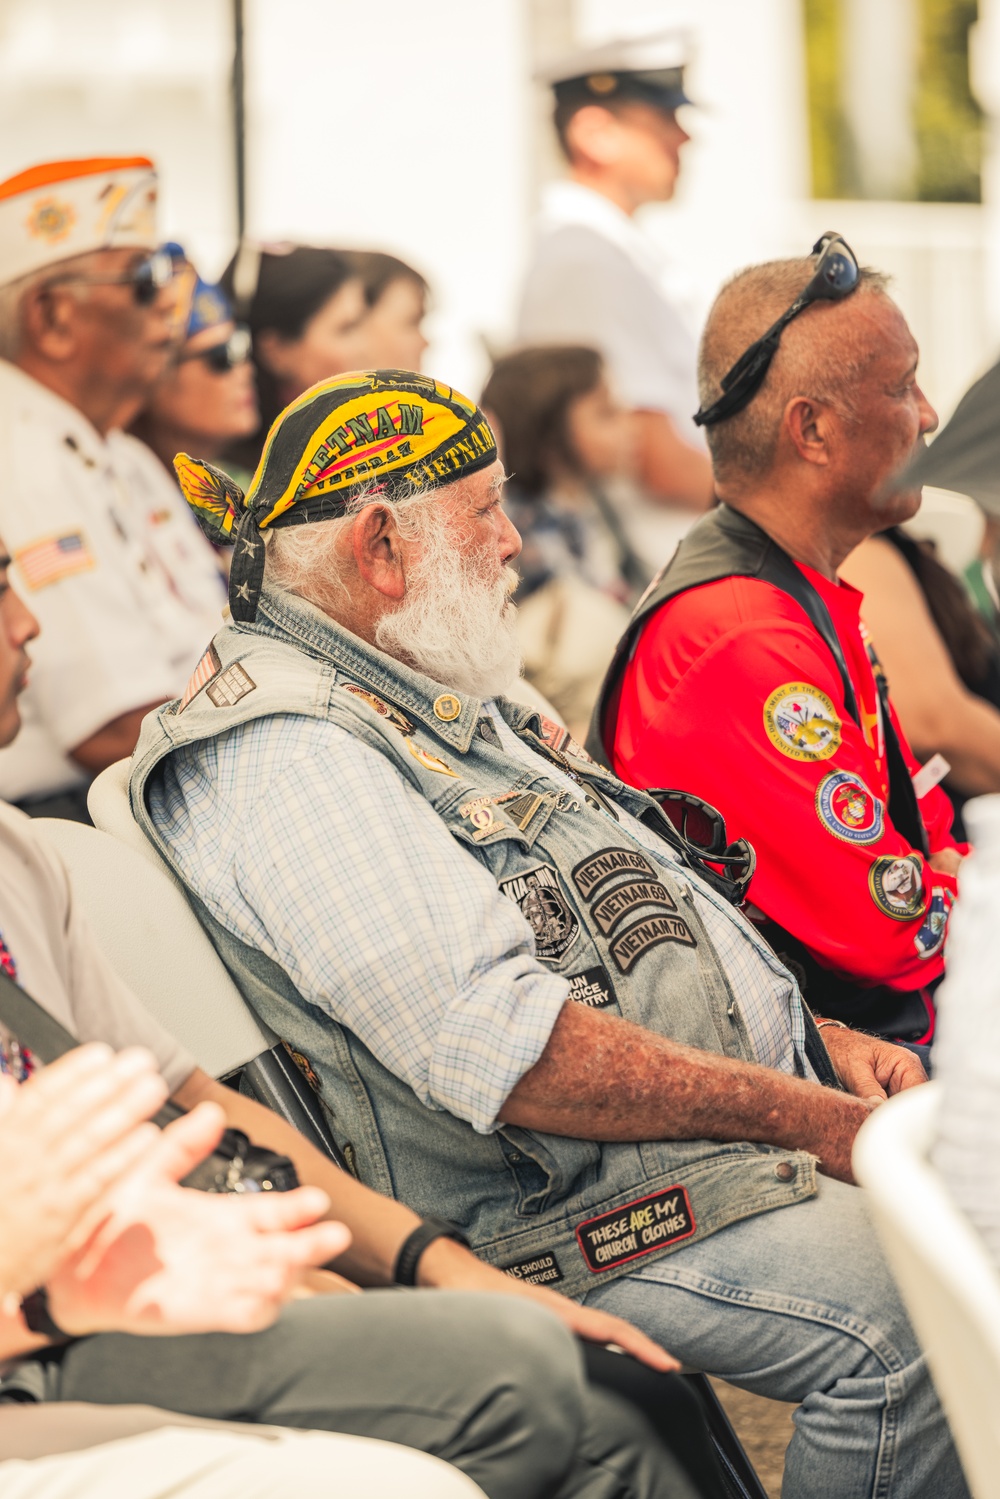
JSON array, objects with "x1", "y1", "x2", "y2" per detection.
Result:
[
  {"x1": 853, "y1": 1082, "x2": 1000, "y2": 1499},
  {"x1": 36, "y1": 762, "x2": 342, "y2": 1159}
]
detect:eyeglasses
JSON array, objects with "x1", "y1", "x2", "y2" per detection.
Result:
[
  {"x1": 646, "y1": 788, "x2": 757, "y2": 906},
  {"x1": 176, "y1": 325, "x2": 252, "y2": 373},
  {"x1": 47, "y1": 247, "x2": 176, "y2": 307},
  {"x1": 693, "y1": 232, "x2": 860, "y2": 429}
]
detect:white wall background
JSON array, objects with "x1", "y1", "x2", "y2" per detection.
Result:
[{"x1": 0, "y1": 0, "x2": 997, "y2": 418}]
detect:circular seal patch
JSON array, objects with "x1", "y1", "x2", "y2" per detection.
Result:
[
  {"x1": 868, "y1": 854, "x2": 927, "y2": 922},
  {"x1": 815, "y1": 771, "x2": 884, "y2": 845},
  {"x1": 763, "y1": 683, "x2": 841, "y2": 762},
  {"x1": 434, "y1": 693, "x2": 462, "y2": 722}
]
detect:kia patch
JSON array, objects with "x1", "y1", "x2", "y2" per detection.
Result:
[
  {"x1": 576, "y1": 1187, "x2": 695, "y2": 1273},
  {"x1": 499, "y1": 864, "x2": 580, "y2": 961}
]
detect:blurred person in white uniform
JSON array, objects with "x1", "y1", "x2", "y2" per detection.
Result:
[
  {"x1": 517, "y1": 33, "x2": 713, "y2": 566},
  {"x1": 0, "y1": 159, "x2": 226, "y2": 822}
]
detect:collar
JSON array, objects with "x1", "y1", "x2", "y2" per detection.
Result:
[
  {"x1": 0, "y1": 358, "x2": 109, "y2": 469},
  {"x1": 538, "y1": 180, "x2": 664, "y2": 278},
  {"x1": 253, "y1": 585, "x2": 488, "y2": 752}
]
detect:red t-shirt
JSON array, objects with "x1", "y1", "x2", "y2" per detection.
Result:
[{"x1": 610, "y1": 566, "x2": 959, "y2": 992}]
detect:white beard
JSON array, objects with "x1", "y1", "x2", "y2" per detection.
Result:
[{"x1": 374, "y1": 521, "x2": 523, "y2": 700}]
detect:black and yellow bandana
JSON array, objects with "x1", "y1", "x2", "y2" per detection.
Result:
[{"x1": 174, "y1": 368, "x2": 498, "y2": 623}]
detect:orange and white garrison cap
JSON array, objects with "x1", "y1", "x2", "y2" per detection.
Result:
[{"x1": 0, "y1": 157, "x2": 158, "y2": 289}]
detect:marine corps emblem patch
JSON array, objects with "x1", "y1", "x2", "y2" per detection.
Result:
[
  {"x1": 815, "y1": 770, "x2": 884, "y2": 845},
  {"x1": 763, "y1": 682, "x2": 841, "y2": 762}
]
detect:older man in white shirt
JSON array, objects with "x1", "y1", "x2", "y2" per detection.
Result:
[{"x1": 0, "y1": 158, "x2": 225, "y2": 820}]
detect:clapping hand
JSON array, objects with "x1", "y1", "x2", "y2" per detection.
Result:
[{"x1": 47, "y1": 1100, "x2": 351, "y2": 1336}]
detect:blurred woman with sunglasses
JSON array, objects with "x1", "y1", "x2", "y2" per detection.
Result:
[
  {"x1": 219, "y1": 244, "x2": 368, "y2": 474},
  {"x1": 130, "y1": 249, "x2": 259, "y2": 479}
]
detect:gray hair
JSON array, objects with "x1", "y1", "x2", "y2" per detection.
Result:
[
  {"x1": 263, "y1": 482, "x2": 444, "y2": 618},
  {"x1": 697, "y1": 256, "x2": 891, "y2": 489}
]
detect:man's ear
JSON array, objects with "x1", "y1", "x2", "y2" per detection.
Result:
[
  {"x1": 564, "y1": 105, "x2": 622, "y2": 168},
  {"x1": 19, "y1": 283, "x2": 78, "y2": 363},
  {"x1": 351, "y1": 503, "x2": 407, "y2": 600},
  {"x1": 783, "y1": 395, "x2": 831, "y2": 467}
]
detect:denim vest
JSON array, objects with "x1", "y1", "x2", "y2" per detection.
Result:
[{"x1": 131, "y1": 587, "x2": 821, "y2": 1299}]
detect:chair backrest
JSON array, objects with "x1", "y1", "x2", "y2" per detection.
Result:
[
  {"x1": 36, "y1": 816, "x2": 275, "y2": 1078},
  {"x1": 853, "y1": 1082, "x2": 1000, "y2": 1499}
]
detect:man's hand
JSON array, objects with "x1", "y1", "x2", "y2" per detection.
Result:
[
  {"x1": 416, "y1": 1235, "x2": 678, "y2": 1372},
  {"x1": 817, "y1": 1023, "x2": 927, "y2": 1106},
  {"x1": 47, "y1": 1102, "x2": 351, "y2": 1337},
  {"x1": 929, "y1": 846, "x2": 963, "y2": 878},
  {"x1": 0, "y1": 1044, "x2": 168, "y2": 1299}
]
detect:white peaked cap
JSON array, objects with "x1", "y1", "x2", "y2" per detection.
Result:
[
  {"x1": 0, "y1": 157, "x2": 158, "y2": 289},
  {"x1": 535, "y1": 28, "x2": 691, "y2": 86}
]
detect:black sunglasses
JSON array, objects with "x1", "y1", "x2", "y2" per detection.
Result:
[
  {"x1": 693, "y1": 232, "x2": 860, "y2": 429},
  {"x1": 645, "y1": 788, "x2": 757, "y2": 906},
  {"x1": 48, "y1": 247, "x2": 175, "y2": 307},
  {"x1": 177, "y1": 324, "x2": 252, "y2": 373}
]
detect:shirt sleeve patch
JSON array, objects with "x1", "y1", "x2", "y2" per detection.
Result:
[
  {"x1": 914, "y1": 887, "x2": 953, "y2": 958},
  {"x1": 815, "y1": 771, "x2": 884, "y2": 845},
  {"x1": 763, "y1": 682, "x2": 841, "y2": 762},
  {"x1": 14, "y1": 531, "x2": 95, "y2": 590},
  {"x1": 868, "y1": 854, "x2": 928, "y2": 921}
]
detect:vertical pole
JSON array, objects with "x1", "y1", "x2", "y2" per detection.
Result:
[{"x1": 232, "y1": 0, "x2": 246, "y2": 241}]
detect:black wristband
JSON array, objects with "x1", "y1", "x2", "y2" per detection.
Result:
[
  {"x1": 393, "y1": 1217, "x2": 470, "y2": 1287},
  {"x1": 20, "y1": 1289, "x2": 72, "y2": 1344}
]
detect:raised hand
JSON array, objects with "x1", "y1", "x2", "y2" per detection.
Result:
[
  {"x1": 0, "y1": 1044, "x2": 168, "y2": 1299},
  {"x1": 47, "y1": 1101, "x2": 351, "y2": 1336}
]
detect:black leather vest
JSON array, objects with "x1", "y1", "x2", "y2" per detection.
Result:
[{"x1": 586, "y1": 505, "x2": 934, "y2": 1041}]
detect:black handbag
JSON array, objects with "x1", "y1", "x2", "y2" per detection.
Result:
[{"x1": 0, "y1": 969, "x2": 299, "y2": 1195}]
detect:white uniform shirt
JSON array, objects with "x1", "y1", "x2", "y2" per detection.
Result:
[
  {"x1": 517, "y1": 180, "x2": 702, "y2": 434},
  {"x1": 0, "y1": 360, "x2": 226, "y2": 801},
  {"x1": 0, "y1": 799, "x2": 194, "y2": 1091},
  {"x1": 516, "y1": 181, "x2": 706, "y2": 567}
]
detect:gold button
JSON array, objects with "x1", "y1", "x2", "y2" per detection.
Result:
[
  {"x1": 434, "y1": 694, "x2": 462, "y2": 722},
  {"x1": 774, "y1": 1161, "x2": 796, "y2": 1183}
]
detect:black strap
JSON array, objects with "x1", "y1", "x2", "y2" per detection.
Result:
[
  {"x1": 393, "y1": 1216, "x2": 470, "y2": 1286},
  {"x1": 0, "y1": 969, "x2": 180, "y2": 1129}
]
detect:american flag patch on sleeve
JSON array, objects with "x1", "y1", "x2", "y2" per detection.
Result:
[{"x1": 14, "y1": 532, "x2": 95, "y2": 590}]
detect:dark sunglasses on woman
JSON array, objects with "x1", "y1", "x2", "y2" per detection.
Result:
[{"x1": 176, "y1": 325, "x2": 252, "y2": 373}]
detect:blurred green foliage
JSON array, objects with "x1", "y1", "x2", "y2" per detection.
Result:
[{"x1": 802, "y1": 0, "x2": 982, "y2": 201}]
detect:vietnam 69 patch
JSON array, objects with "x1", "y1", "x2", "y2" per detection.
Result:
[
  {"x1": 576, "y1": 1187, "x2": 696, "y2": 1273},
  {"x1": 913, "y1": 886, "x2": 953, "y2": 959},
  {"x1": 763, "y1": 682, "x2": 841, "y2": 762},
  {"x1": 815, "y1": 770, "x2": 884, "y2": 846},
  {"x1": 868, "y1": 854, "x2": 927, "y2": 921},
  {"x1": 498, "y1": 864, "x2": 580, "y2": 962}
]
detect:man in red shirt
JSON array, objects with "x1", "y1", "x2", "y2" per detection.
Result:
[{"x1": 591, "y1": 236, "x2": 959, "y2": 1043}]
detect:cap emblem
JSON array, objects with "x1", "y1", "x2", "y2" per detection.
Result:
[
  {"x1": 587, "y1": 73, "x2": 618, "y2": 95},
  {"x1": 26, "y1": 197, "x2": 75, "y2": 243}
]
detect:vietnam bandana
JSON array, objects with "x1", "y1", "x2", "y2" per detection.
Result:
[{"x1": 174, "y1": 368, "x2": 498, "y2": 623}]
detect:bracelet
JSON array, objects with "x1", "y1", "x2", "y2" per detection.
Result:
[
  {"x1": 20, "y1": 1288, "x2": 72, "y2": 1344},
  {"x1": 393, "y1": 1217, "x2": 470, "y2": 1287},
  {"x1": 815, "y1": 1019, "x2": 849, "y2": 1033}
]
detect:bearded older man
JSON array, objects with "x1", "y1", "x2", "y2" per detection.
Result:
[{"x1": 130, "y1": 369, "x2": 966, "y2": 1499}]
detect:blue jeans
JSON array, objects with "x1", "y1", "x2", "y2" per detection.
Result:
[{"x1": 582, "y1": 1176, "x2": 968, "y2": 1499}]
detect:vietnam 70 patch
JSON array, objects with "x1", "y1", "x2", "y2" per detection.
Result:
[
  {"x1": 609, "y1": 913, "x2": 696, "y2": 974},
  {"x1": 576, "y1": 1187, "x2": 696, "y2": 1272},
  {"x1": 763, "y1": 682, "x2": 841, "y2": 762}
]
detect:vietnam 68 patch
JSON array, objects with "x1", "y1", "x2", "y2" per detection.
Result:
[
  {"x1": 763, "y1": 682, "x2": 841, "y2": 762},
  {"x1": 499, "y1": 864, "x2": 580, "y2": 962},
  {"x1": 815, "y1": 770, "x2": 884, "y2": 845},
  {"x1": 576, "y1": 1187, "x2": 695, "y2": 1273}
]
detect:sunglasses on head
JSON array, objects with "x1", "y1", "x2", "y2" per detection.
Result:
[
  {"x1": 177, "y1": 324, "x2": 252, "y2": 373},
  {"x1": 693, "y1": 232, "x2": 860, "y2": 429},
  {"x1": 47, "y1": 247, "x2": 176, "y2": 307}
]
